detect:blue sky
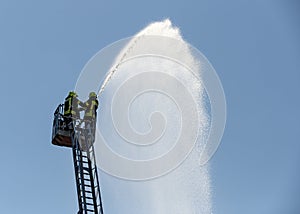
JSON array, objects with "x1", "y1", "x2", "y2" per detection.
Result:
[{"x1": 0, "y1": 0, "x2": 299, "y2": 213}]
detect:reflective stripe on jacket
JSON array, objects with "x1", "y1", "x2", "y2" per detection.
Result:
[
  {"x1": 64, "y1": 96, "x2": 83, "y2": 117},
  {"x1": 84, "y1": 99, "x2": 99, "y2": 119}
]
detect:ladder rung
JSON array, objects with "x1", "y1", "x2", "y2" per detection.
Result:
[
  {"x1": 80, "y1": 196, "x2": 93, "y2": 200},
  {"x1": 78, "y1": 160, "x2": 89, "y2": 164},
  {"x1": 77, "y1": 181, "x2": 93, "y2": 185},
  {"x1": 86, "y1": 202, "x2": 94, "y2": 206}
]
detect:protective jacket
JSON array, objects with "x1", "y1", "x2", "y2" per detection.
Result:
[
  {"x1": 84, "y1": 97, "x2": 99, "y2": 120},
  {"x1": 64, "y1": 95, "x2": 84, "y2": 118}
]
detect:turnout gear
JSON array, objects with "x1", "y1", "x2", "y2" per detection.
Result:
[
  {"x1": 83, "y1": 92, "x2": 99, "y2": 139},
  {"x1": 84, "y1": 92, "x2": 99, "y2": 120},
  {"x1": 64, "y1": 91, "x2": 84, "y2": 129},
  {"x1": 64, "y1": 92, "x2": 84, "y2": 118}
]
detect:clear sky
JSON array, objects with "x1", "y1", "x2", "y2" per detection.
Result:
[{"x1": 0, "y1": 0, "x2": 299, "y2": 213}]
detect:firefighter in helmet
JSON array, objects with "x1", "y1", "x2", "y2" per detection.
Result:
[
  {"x1": 64, "y1": 91, "x2": 84, "y2": 130},
  {"x1": 83, "y1": 92, "x2": 99, "y2": 137}
]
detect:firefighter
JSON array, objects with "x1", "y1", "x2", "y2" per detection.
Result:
[
  {"x1": 64, "y1": 91, "x2": 84, "y2": 130},
  {"x1": 83, "y1": 92, "x2": 99, "y2": 137}
]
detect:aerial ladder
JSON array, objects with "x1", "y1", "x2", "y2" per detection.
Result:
[{"x1": 51, "y1": 104, "x2": 104, "y2": 214}]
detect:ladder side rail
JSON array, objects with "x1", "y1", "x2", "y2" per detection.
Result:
[
  {"x1": 88, "y1": 143, "x2": 104, "y2": 214},
  {"x1": 87, "y1": 157, "x2": 99, "y2": 214},
  {"x1": 72, "y1": 133, "x2": 83, "y2": 214},
  {"x1": 76, "y1": 132, "x2": 89, "y2": 214},
  {"x1": 71, "y1": 131, "x2": 85, "y2": 214},
  {"x1": 93, "y1": 161, "x2": 104, "y2": 214}
]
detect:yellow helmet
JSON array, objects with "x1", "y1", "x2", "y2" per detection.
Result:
[
  {"x1": 69, "y1": 91, "x2": 77, "y2": 97},
  {"x1": 89, "y1": 92, "x2": 97, "y2": 98}
]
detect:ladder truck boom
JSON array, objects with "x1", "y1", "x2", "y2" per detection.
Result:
[{"x1": 52, "y1": 104, "x2": 104, "y2": 214}]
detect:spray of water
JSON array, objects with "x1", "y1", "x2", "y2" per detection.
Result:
[{"x1": 96, "y1": 19, "x2": 212, "y2": 214}]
